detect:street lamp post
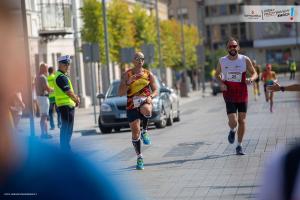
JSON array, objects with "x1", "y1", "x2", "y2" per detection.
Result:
[
  {"x1": 179, "y1": 0, "x2": 188, "y2": 97},
  {"x1": 155, "y1": 0, "x2": 163, "y2": 80},
  {"x1": 179, "y1": 0, "x2": 186, "y2": 70},
  {"x1": 295, "y1": 2, "x2": 299, "y2": 50},
  {"x1": 102, "y1": 0, "x2": 111, "y2": 92}
]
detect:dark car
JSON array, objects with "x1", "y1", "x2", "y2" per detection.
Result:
[{"x1": 97, "y1": 78, "x2": 180, "y2": 133}]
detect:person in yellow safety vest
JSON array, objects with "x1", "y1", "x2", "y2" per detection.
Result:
[
  {"x1": 210, "y1": 68, "x2": 216, "y2": 78},
  {"x1": 54, "y1": 55, "x2": 80, "y2": 151},
  {"x1": 289, "y1": 60, "x2": 297, "y2": 80},
  {"x1": 47, "y1": 67, "x2": 61, "y2": 130}
]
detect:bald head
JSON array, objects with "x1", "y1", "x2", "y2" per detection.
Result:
[
  {"x1": 134, "y1": 52, "x2": 144, "y2": 60},
  {"x1": 133, "y1": 52, "x2": 145, "y2": 67}
]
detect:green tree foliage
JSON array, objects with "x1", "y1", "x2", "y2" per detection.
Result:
[
  {"x1": 131, "y1": 5, "x2": 156, "y2": 48},
  {"x1": 184, "y1": 25, "x2": 200, "y2": 69},
  {"x1": 160, "y1": 19, "x2": 200, "y2": 70},
  {"x1": 160, "y1": 19, "x2": 181, "y2": 69},
  {"x1": 107, "y1": 0, "x2": 135, "y2": 62},
  {"x1": 81, "y1": 0, "x2": 202, "y2": 70},
  {"x1": 81, "y1": 0, "x2": 105, "y2": 63}
]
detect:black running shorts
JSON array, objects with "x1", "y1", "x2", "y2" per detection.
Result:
[
  {"x1": 225, "y1": 102, "x2": 248, "y2": 114},
  {"x1": 127, "y1": 108, "x2": 144, "y2": 123}
]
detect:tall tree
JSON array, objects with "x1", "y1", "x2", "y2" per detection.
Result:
[
  {"x1": 131, "y1": 5, "x2": 156, "y2": 48},
  {"x1": 81, "y1": 0, "x2": 106, "y2": 63},
  {"x1": 107, "y1": 0, "x2": 135, "y2": 63},
  {"x1": 184, "y1": 24, "x2": 200, "y2": 69},
  {"x1": 160, "y1": 19, "x2": 181, "y2": 69}
]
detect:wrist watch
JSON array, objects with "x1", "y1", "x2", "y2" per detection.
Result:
[{"x1": 280, "y1": 86, "x2": 285, "y2": 92}]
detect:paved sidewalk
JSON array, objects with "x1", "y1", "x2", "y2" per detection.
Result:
[
  {"x1": 71, "y1": 75, "x2": 300, "y2": 200},
  {"x1": 18, "y1": 75, "x2": 300, "y2": 200}
]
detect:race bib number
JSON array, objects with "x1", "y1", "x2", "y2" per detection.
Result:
[
  {"x1": 133, "y1": 96, "x2": 147, "y2": 108},
  {"x1": 226, "y1": 72, "x2": 242, "y2": 82}
]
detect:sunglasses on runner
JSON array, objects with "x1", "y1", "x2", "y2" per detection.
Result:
[
  {"x1": 135, "y1": 57, "x2": 144, "y2": 62},
  {"x1": 228, "y1": 45, "x2": 238, "y2": 49}
]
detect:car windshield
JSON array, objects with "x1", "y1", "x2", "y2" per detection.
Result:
[{"x1": 106, "y1": 81, "x2": 120, "y2": 98}]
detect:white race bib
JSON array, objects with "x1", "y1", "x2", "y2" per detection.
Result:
[
  {"x1": 133, "y1": 96, "x2": 147, "y2": 108},
  {"x1": 226, "y1": 72, "x2": 242, "y2": 82}
]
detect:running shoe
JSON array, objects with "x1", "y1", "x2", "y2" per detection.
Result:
[
  {"x1": 141, "y1": 130, "x2": 151, "y2": 145},
  {"x1": 236, "y1": 145, "x2": 246, "y2": 155},
  {"x1": 136, "y1": 157, "x2": 144, "y2": 170},
  {"x1": 228, "y1": 130, "x2": 235, "y2": 144}
]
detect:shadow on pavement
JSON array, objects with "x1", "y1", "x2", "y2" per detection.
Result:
[{"x1": 118, "y1": 154, "x2": 233, "y2": 171}]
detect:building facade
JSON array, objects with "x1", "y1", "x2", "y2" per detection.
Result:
[{"x1": 168, "y1": 0, "x2": 300, "y2": 67}]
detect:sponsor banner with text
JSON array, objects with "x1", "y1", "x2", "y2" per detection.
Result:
[{"x1": 242, "y1": 6, "x2": 300, "y2": 22}]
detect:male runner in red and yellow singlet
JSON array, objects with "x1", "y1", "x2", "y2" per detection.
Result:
[{"x1": 118, "y1": 52, "x2": 158, "y2": 170}]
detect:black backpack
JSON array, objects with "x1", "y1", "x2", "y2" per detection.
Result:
[{"x1": 284, "y1": 145, "x2": 300, "y2": 200}]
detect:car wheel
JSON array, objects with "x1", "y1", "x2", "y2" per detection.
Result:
[
  {"x1": 100, "y1": 126, "x2": 112, "y2": 134},
  {"x1": 114, "y1": 127, "x2": 121, "y2": 132},
  {"x1": 166, "y1": 109, "x2": 173, "y2": 126},
  {"x1": 155, "y1": 108, "x2": 167, "y2": 129},
  {"x1": 173, "y1": 110, "x2": 180, "y2": 122},
  {"x1": 98, "y1": 116, "x2": 112, "y2": 134}
]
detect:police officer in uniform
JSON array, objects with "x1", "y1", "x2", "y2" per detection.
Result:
[{"x1": 54, "y1": 55, "x2": 80, "y2": 151}]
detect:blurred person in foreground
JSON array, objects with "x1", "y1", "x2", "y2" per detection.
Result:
[
  {"x1": 258, "y1": 79, "x2": 300, "y2": 200},
  {"x1": 0, "y1": 2, "x2": 134, "y2": 199}
]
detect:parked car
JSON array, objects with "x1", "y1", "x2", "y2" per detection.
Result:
[{"x1": 97, "y1": 78, "x2": 180, "y2": 133}]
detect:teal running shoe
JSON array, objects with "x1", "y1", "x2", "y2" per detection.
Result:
[
  {"x1": 136, "y1": 157, "x2": 144, "y2": 170},
  {"x1": 141, "y1": 130, "x2": 151, "y2": 145}
]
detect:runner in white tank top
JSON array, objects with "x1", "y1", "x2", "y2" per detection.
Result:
[{"x1": 215, "y1": 38, "x2": 257, "y2": 155}]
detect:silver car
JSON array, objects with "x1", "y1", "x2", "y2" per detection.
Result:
[{"x1": 97, "y1": 78, "x2": 180, "y2": 133}]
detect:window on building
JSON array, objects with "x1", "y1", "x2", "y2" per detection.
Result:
[
  {"x1": 237, "y1": 3, "x2": 244, "y2": 14},
  {"x1": 240, "y1": 23, "x2": 246, "y2": 40},
  {"x1": 177, "y1": 8, "x2": 188, "y2": 20},
  {"x1": 266, "y1": 49, "x2": 291, "y2": 64},
  {"x1": 205, "y1": 6, "x2": 209, "y2": 17},
  {"x1": 230, "y1": 23, "x2": 238, "y2": 38},
  {"x1": 210, "y1": 6, "x2": 218, "y2": 17},
  {"x1": 220, "y1": 24, "x2": 229, "y2": 40},
  {"x1": 169, "y1": 9, "x2": 174, "y2": 19},
  {"x1": 211, "y1": 25, "x2": 221, "y2": 43},
  {"x1": 26, "y1": 0, "x2": 32, "y2": 10},
  {"x1": 31, "y1": 0, "x2": 37, "y2": 11},
  {"x1": 229, "y1": 4, "x2": 237, "y2": 15},
  {"x1": 206, "y1": 25, "x2": 211, "y2": 38},
  {"x1": 219, "y1": 4, "x2": 227, "y2": 15},
  {"x1": 261, "y1": 0, "x2": 273, "y2": 5}
]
